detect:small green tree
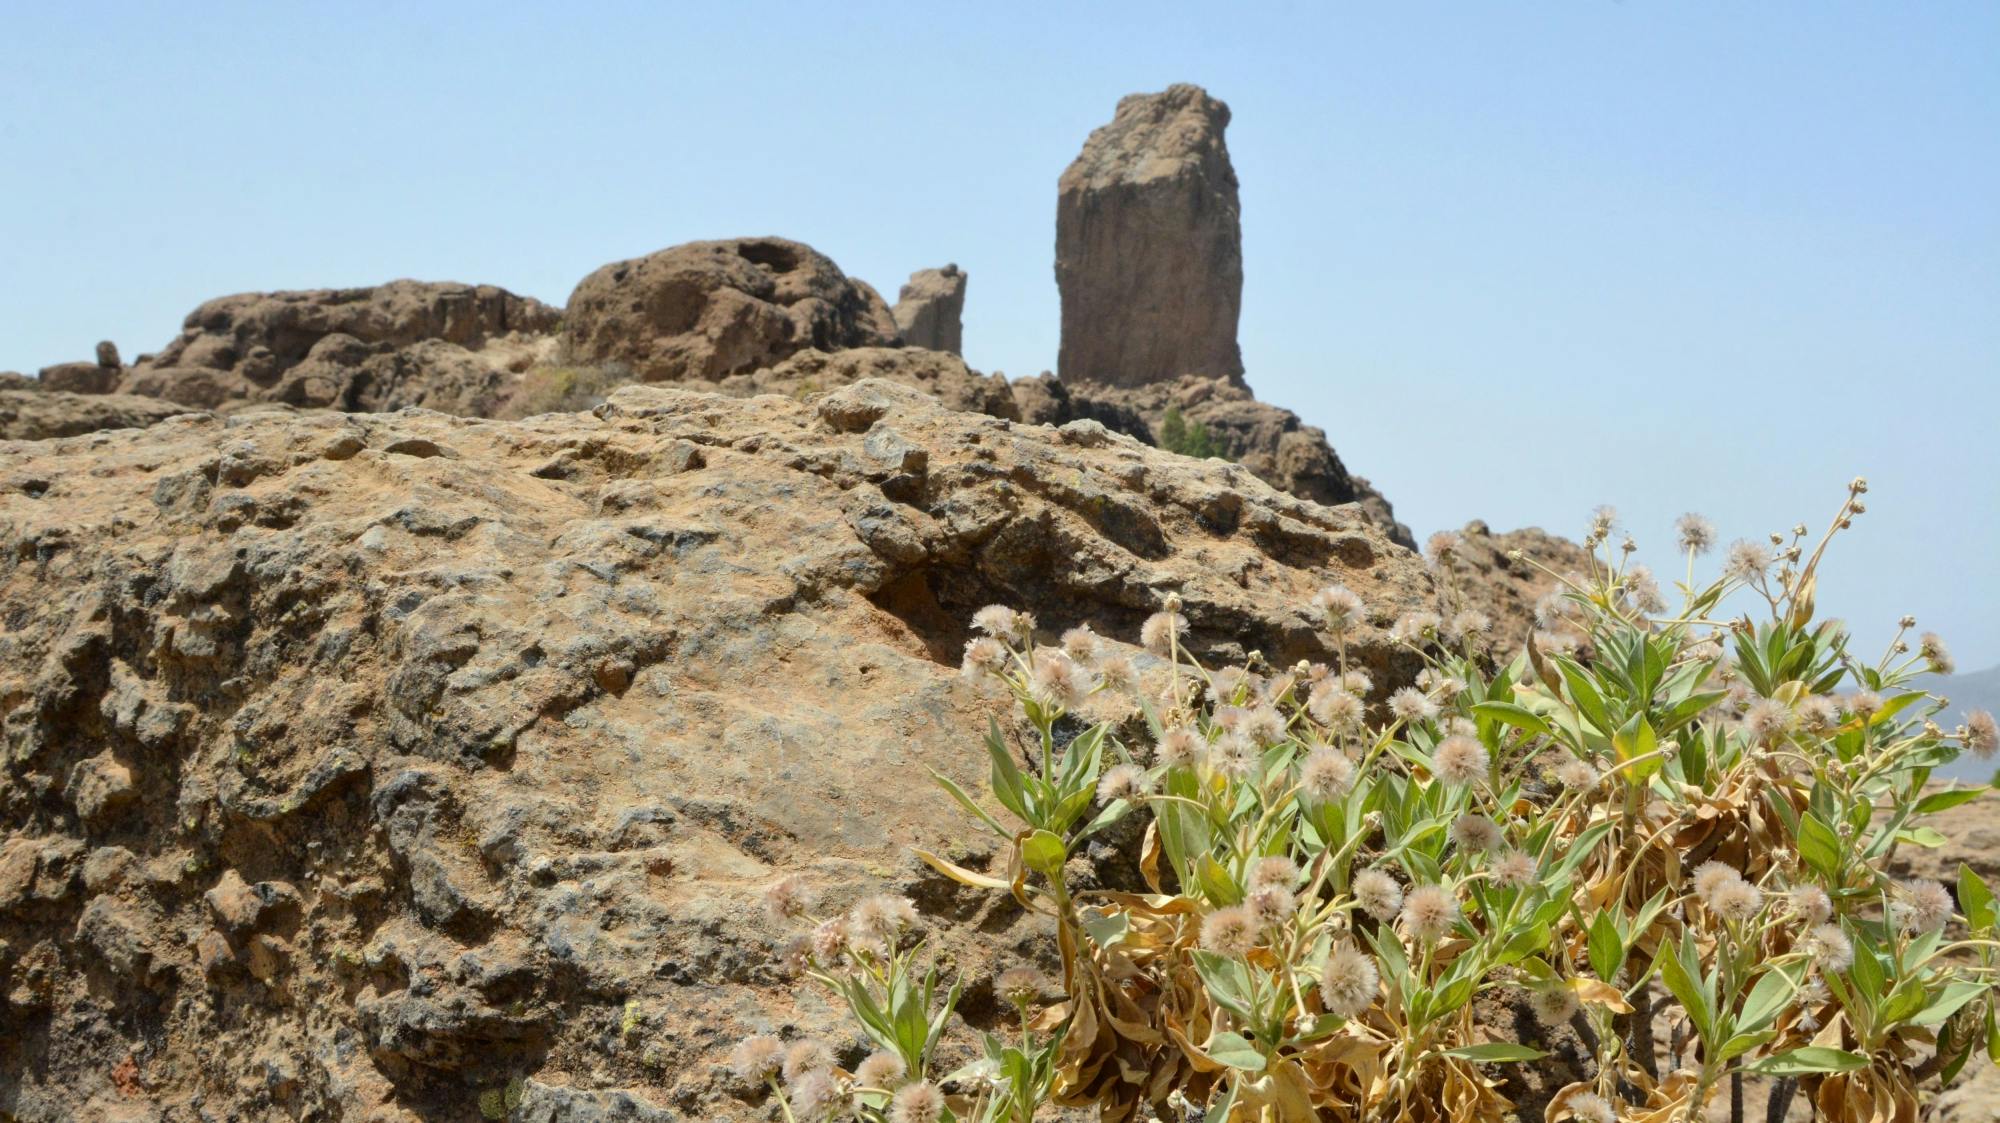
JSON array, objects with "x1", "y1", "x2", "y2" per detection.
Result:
[{"x1": 1160, "y1": 405, "x2": 1226, "y2": 460}]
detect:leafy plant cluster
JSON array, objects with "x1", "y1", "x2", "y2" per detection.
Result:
[
  {"x1": 736, "y1": 482, "x2": 2000, "y2": 1123},
  {"x1": 1159, "y1": 405, "x2": 1229, "y2": 461}
]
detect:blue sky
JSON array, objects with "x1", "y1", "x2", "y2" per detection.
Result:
[{"x1": 4, "y1": 2, "x2": 1995, "y2": 667}]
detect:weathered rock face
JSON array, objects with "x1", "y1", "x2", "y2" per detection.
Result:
[
  {"x1": 1433, "y1": 520, "x2": 1591, "y2": 653},
  {"x1": 0, "y1": 390, "x2": 191, "y2": 441},
  {"x1": 563, "y1": 238, "x2": 901, "y2": 384},
  {"x1": 891, "y1": 265, "x2": 966, "y2": 355},
  {"x1": 712, "y1": 346, "x2": 1017, "y2": 421},
  {"x1": 1021, "y1": 374, "x2": 1413, "y2": 549},
  {"x1": 1056, "y1": 84, "x2": 1244, "y2": 389},
  {"x1": 0, "y1": 379, "x2": 1433, "y2": 1121},
  {"x1": 39, "y1": 342, "x2": 125, "y2": 395},
  {"x1": 116, "y1": 281, "x2": 561, "y2": 411}
]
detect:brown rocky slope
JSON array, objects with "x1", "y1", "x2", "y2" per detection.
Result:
[{"x1": 0, "y1": 379, "x2": 1436, "y2": 1121}]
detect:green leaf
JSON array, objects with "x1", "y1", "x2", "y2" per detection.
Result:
[
  {"x1": 1205, "y1": 1031, "x2": 1267, "y2": 1071},
  {"x1": 1894, "y1": 827, "x2": 1948, "y2": 848},
  {"x1": 1656, "y1": 934, "x2": 1715, "y2": 1044},
  {"x1": 1716, "y1": 1030, "x2": 1776, "y2": 1062},
  {"x1": 985, "y1": 718, "x2": 1032, "y2": 825},
  {"x1": 1203, "y1": 1082, "x2": 1238, "y2": 1123},
  {"x1": 1471, "y1": 701, "x2": 1551, "y2": 736},
  {"x1": 1738, "y1": 964, "x2": 1803, "y2": 1034},
  {"x1": 1082, "y1": 908, "x2": 1129, "y2": 949},
  {"x1": 1917, "y1": 788, "x2": 1987, "y2": 815},
  {"x1": 1554, "y1": 657, "x2": 1614, "y2": 734},
  {"x1": 1190, "y1": 951, "x2": 1256, "y2": 1021},
  {"x1": 1021, "y1": 829, "x2": 1067, "y2": 875},
  {"x1": 1744, "y1": 1047, "x2": 1869, "y2": 1076},
  {"x1": 930, "y1": 769, "x2": 1010, "y2": 838},
  {"x1": 1913, "y1": 981, "x2": 1989, "y2": 1027},
  {"x1": 1442, "y1": 1042, "x2": 1547, "y2": 1063},
  {"x1": 1797, "y1": 811, "x2": 1842, "y2": 879},
  {"x1": 1960, "y1": 864, "x2": 1998, "y2": 933},
  {"x1": 1587, "y1": 912, "x2": 1625, "y2": 985},
  {"x1": 1612, "y1": 715, "x2": 1661, "y2": 783}
]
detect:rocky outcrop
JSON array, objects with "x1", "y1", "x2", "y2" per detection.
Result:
[
  {"x1": 1056, "y1": 84, "x2": 1244, "y2": 389},
  {"x1": 562, "y1": 238, "x2": 900, "y2": 384},
  {"x1": 711, "y1": 346, "x2": 1017, "y2": 421},
  {"x1": 115, "y1": 281, "x2": 561, "y2": 411},
  {"x1": 38, "y1": 342, "x2": 124, "y2": 395},
  {"x1": 891, "y1": 265, "x2": 966, "y2": 355},
  {"x1": 0, "y1": 390, "x2": 191, "y2": 441},
  {"x1": 0, "y1": 378, "x2": 1433, "y2": 1121},
  {"x1": 1432, "y1": 520, "x2": 1591, "y2": 652}
]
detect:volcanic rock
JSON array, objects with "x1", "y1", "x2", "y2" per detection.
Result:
[
  {"x1": 1433, "y1": 520, "x2": 1591, "y2": 653},
  {"x1": 0, "y1": 390, "x2": 191, "y2": 440},
  {"x1": 562, "y1": 237, "x2": 900, "y2": 384},
  {"x1": 1056, "y1": 84, "x2": 1244, "y2": 389},
  {"x1": 0, "y1": 378, "x2": 1434, "y2": 1120},
  {"x1": 118, "y1": 280, "x2": 560, "y2": 410},
  {"x1": 892, "y1": 265, "x2": 967, "y2": 355}
]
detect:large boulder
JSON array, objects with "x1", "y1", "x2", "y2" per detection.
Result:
[
  {"x1": 1056, "y1": 84, "x2": 1244, "y2": 389},
  {"x1": 891, "y1": 265, "x2": 967, "y2": 355},
  {"x1": 0, "y1": 379, "x2": 1433, "y2": 1121},
  {"x1": 562, "y1": 237, "x2": 900, "y2": 383},
  {"x1": 1023, "y1": 373, "x2": 1414, "y2": 549},
  {"x1": 0, "y1": 390, "x2": 190, "y2": 441},
  {"x1": 119, "y1": 281, "x2": 560, "y2": 410},
  {"x1": 1432, "y1": 520, "x2": 1591, "y2": 653}
]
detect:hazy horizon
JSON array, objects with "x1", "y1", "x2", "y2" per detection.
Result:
[{"x1": 5, "y1": 2, "x2": 1994, "y2": 667}]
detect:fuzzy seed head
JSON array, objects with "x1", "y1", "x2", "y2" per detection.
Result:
[
  {"x1": 1556, "y1": 757, "x2": 1599, "y2": 790},
  {"x1": 1250, "y1": 856, "x2": 1299, "y2": 891},
  {"x1": 1401, "y1": 884, "x2": 1460, "y2": 942},
  {"x1": 1789, "y1": 885, "x2": 1834, "y2": 925},
  {"x1": 1244, "y1": 704, "x2": 1288, "y2": 747},
  {"x1": 762, "y1": 875, "x2": 815, "y2": 924},
  {"x1": 1211, "y1": 733, "x2": 1259, "y2": 781},
  {"x1": 1798, "y1": 695, "x2": 1841, "y2": 734},
  {"x1": 1676, "y1": 513, "x2": 1717, "y2": 555},
  {"x1": 1449, "y1": 813, "x2": 1503, "y2": 852},
  {"x1": 1156, "y1": 727, "x2": 1204, "y2": 768},
  {"x1": 1311, "y1": 585, "x2": 1365, "y2": 635},
  {"x1": 1896, "y1": 880, "x2": 1953, "y2": 933},
  {"x1": 1692, "y1": 861, "x2": 1745, "y2": 909},
  {"x1": 811, "y1": 917, "x2": 848, "y2": 962},
  {"x1": 787, "y1": 1069, "x2": 839, "y2": 1120},
  {"x1": 1097, "y1": 655, "x2": 1136, "y2": 692},
  {"x1": 1029, "y1": 649, "x2": 1095, "y2": 711},
  {"x1": 1140, "y1": 611, "x2": 1188, "y2": 655},
  {"x1": 1299, "y1": 748, "x2": 1356, "y2": 803},
  {"x1": 1248, "y1": 885, "x2": 1296, "y2": 930},
  {"x1": 1528, "y1": 984, "x2": 1580, "y2": 1027},
  {"x1": 781, "y1": 1039, "x2": 835, "y2": 1085},
  {"x1": 1492, "y1": 850, "x2": 1539, "y2": 890},
  {"x1": 1354, "y1": 869, "x2": 1404, "y2": 921},
  {"x1": 972, "y1": 605, "x2": 1022, "y2": 639},
  {"x1": 1096, "y1": 763, "x2": 1150, "y2": 804},
  {"x1": 1966, "y1": 710, "x2": 1999, "y2": 759},
  {"x1": 855, "y1": 1051, "x2": 907, "y2": 1089},
  {"x1": 1432, "y1": 735, "x2": 1490, "y2": 788},
  {"x1": 1724, "y1": 540, "x2": 1774, "y2": 582},
  {"x1": 1200, "y1": 905, "x2": 1259, "y2": 956},
  {"x1": 1744, "y1": 698, "x2": 1797, "y2": 744},
  {"x1": 1319, "y1": 941, "x2": 1381, "y2": 1018},
  {"x1": 1447, "y1": 609, "x2": 1492, "y2": 642},
  {"x1": 1307, "y1": 683, "x2": 1364, "y2": 728},
  {"x1": 960, "y1": 636, "x2": 1009, "y2": 680},
  {"x1": 1921, "y1": 632, "x2": 1955, "y2": 675},
  {"x1": 1390, "y1": 687, "x2": 1440, "y2": 725},
  {"x1": 851, "y1": 895, "x2": 919, "y2": 942},
  {"x1": 1060, "y1": 625, "x2": 1101, "y2": 663},
  {"x1": 1806, "y1": 923, "x2": 1854, "y2": 972},
  {"x1": 996, "y1": 967, "x2": 1046, "y2": 1005},
  {"x1": 889, "y1": 1081, "x2": 946, "y2": 1123},
  {"x1": 1711, "y1": 879, "x2": 1765, "y2": 922},
  {"x1": 1389, "y1": 611, "x2": 1443, "y2": 646},
  {"x1": 1426, "y1": 530, "x2": 1461, "y2": 561},
  {"x1": 1847, "y1": 690, "x2": 1884, "y2": 719},
  {"x1": 729, "y1": 1035, "x2": 784, "y2": 1084},
  {"x1": 1567, "y1": 1091, "x2": 1617, "y2": 1123}
]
